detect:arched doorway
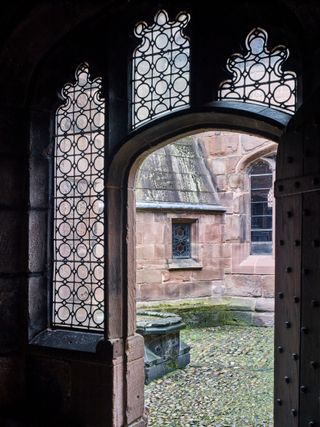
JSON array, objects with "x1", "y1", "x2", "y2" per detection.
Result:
[
  {"x1": 18, "y1": 2, "x2": 313, "y2": 425},
  {"x1": 133, "y1": 129, "x2": 277, "y2": 424},
  {"x1": 106, "y1": 107, "x2": 288, "y2": 425}
]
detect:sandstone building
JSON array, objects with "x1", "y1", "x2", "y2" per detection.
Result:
[{"x1": 136, "y1": 131, "x2": 276, "y2": 325}]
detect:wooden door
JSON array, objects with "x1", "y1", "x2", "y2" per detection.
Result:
[{"x1": 275, "y1": 107, "x2": 320, "y2": 426}]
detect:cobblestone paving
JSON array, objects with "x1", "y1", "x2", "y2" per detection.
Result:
[{"x1": 145, "y1": 326, "x2": 274, "y2": 427}]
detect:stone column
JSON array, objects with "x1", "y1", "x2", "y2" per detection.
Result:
[{"x1": 0, "y1": 109, "x2": 29, "y2": 417}]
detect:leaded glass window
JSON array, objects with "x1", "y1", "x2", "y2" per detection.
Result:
[
  {"x1": 53, "y1": 63, "x2": 105, "y2": 330},
  {"x1": 172, "y1": 223, "x2": 191, "y2": 259},
  {"x1": 218, "y1": 27, "x2": 296, "y2": 113},
  {"x1": 132, "y1": 9, "x2": 190, "y2": 129},
  {"x1": 250, "y1": 161, "x2": 273, "y2": 255}
]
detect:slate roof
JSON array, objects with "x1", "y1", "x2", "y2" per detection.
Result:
[{"x1": 135, "y1": 137, "x2": 222, "y2": 208}]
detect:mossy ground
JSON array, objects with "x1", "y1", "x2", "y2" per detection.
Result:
[
  {"x1": 145, "y1": 325, "x2": 274, "y2": 426},
  {"x1": 137, "y1": 298, "x2": 260, "y2": 328}
]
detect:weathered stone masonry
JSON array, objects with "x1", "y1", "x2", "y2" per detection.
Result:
[{"x1": 135, "y1": 131, "x2": 276, "y2": 325}]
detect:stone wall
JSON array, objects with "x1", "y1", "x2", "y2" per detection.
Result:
[
  {"x1": 135, "y1": 131, "x2": 277, "y2": 324},
  {"x1": 136, "y1": 210, "x2": 227, "y2": 301}
]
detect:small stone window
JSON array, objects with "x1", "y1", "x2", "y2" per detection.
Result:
[
  {"x1": 250, "y1": 161, "x2": 273, "y2": 255},
  {"x1": 172, "y1": 222, "x2": 191, "y2": 259}
]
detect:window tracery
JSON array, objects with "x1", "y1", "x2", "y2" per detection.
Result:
[
  {"x1": 172, "y1": 222, "x2": 191, "y2": 259},
  {"x1": 218, "y1": 28, "x2": 296, "y2": 113},
  {"x1": 52, "y1": 63, "x2": 105, "y2": 330},
  {"x1": 132, "y1": 9, "x2": 190, "y2": 128}
]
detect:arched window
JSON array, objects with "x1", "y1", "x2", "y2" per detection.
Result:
[
  {"x1": 250, "y1": 160, "x2": 273, "y2": 255},
  {"x1": 218, "y1": 28, "x2": 296, "y2": 113},
  {"x1": 52, "y1": 63, "x2": 105, "y2": 330},
  {"x1": 132, "y1": 9, "x2": 190, "y2": 129}
]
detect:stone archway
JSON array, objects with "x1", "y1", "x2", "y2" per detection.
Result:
[
  {"x1": 0, "y1": 1, "x2": 316, "y2": 426},
  {"x1": 107, "y1": 107, "x2": 288, "y2": 425},
  {"x1": 133, "y1": 129, "x2": 277, "y2": 423}
]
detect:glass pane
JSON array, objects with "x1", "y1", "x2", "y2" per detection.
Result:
[
  {"x1": 251, "y1": 174, "x2": 272, "y2": 189},
  {"x1": 250, "y1": 162, "x2": 271, "y2": 175},
  {"x1": 251, "y1": 202, "x2": 272, "y2": 216},
  {"x1": 218, "y1": 27, "x2": 296, "y2": 114},
  {"x1": 249, "y1": 160, "x2": 273, "y2": 254},
  {"x1": 132, "y1": 10, "x2": 191, "y2": 128},
  {"x1": 251, "y1": 242, "x2": 272, "y2": 255},
  {"x1": 172, "y1": 223, "x2": 191, "y2": 258},
  {"x1": 251, "y1": 189, "x2": 269, "y2": 202},
  {"x1": 251, "y1": 230, "x2": 272, "y2": 242},
  {"x1": 251, "y1": 216, "x2": 272, "y2": 229},
  {"x1": 53, "y1": 63, "x2": 105, "y2": 331}
]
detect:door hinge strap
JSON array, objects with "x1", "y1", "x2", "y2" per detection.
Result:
[{"x1": 275, "y1": 175, "x2": 320, "y2": 197}]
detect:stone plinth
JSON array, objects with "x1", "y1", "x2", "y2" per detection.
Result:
[{"x1": 136, "y1": 311, "x2": 190, "y2": 384}]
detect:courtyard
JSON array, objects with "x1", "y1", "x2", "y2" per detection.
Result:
[{"x1": 145, "y1": 325, "x2": 274, "y2": 427}]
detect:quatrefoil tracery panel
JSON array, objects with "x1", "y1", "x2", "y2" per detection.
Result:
[
  {"x1": 132, "y1": 9, "x2": 191, "y2": 129},
  {"x1": 218, "y1": 28, "x2": 296, "y2": 113},
  {"x1": 53, "y1": 63, "x2": 105, "y2": 331}
]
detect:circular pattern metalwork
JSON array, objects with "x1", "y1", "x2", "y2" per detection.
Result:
[
  {"x1": 132, "y1": 9, "x2": 191, "y2": 129},
  {"x1": 172, "y1": 223, "x2": 191, "y2": 259},
  {"x1": 53, "y1": 63, "x2": 105, "y2": 331},
  {"x1": 218, "y1": 28, "x2": 296, "y2": 114}
]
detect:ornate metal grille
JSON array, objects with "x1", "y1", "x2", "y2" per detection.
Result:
[
  {"x1": 172, "y1": 223, "x2": 191, "y2": 258},
  {"x1": 250, "y1": 161, "x2": 273, "y2": 255},
  {"x1": 53, "y1": 63, "x2": 105, "y2": 330},
  {"x1": 218, "y1": 28, "x2": 296, "y2": 113},
  {"x1": 132, "y1": 9, "x2": 190, "y2": 129}
]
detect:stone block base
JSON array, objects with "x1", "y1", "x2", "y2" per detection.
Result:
[{"x1": 145, "y1": 342, "x2": 190, "y2": 384}]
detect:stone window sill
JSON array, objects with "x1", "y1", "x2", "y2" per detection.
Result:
[
  {"x1": 30, "y1": 328, "x2": 104, "y2": 353},
  {"x1": 232, "y1": 254, "x2": 274, "y2": 274},
  {"x1": 168, "y1": 259, "x2": 202, "y2": 270}
]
